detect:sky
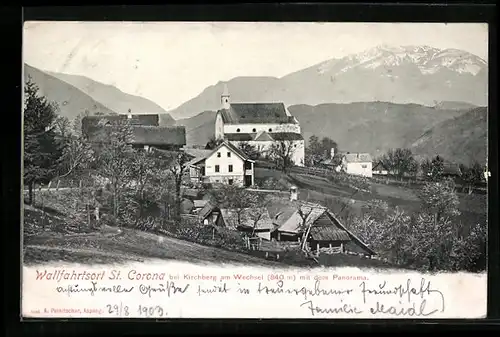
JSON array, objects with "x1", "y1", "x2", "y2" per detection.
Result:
[{"x1": 23, "y1": 22, "x2": 488, "y2": 110}]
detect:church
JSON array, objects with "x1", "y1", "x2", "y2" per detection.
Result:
[{"x1": 214, "y1": 84, "x2": 305, "y2": 166}]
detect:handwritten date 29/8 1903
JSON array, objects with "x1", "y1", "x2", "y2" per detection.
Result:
[{"x1": 106, "y1": 303, "x2": 168, "y2": 317}]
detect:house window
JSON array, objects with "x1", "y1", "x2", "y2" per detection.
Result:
[
  {"x1": 227, "y1": 152, "x2": 231, "y2": 158},
  {"x1": 361, "y1": 164, "x2": 367, "y2": 168},
  {"x1": 228, "y1": 165, "x2": 233, "y2": 172},
  {"x1": 237, "y1": 128, "x2": 240, "y2": 132},
  {"x1": 217, "y1": 152, "x2": 221, "y2": 158},
  {"x1": 215, "y1": 165, "x2": 220, "y2": 172},
  {"x1": 228, "y1": 179, "x2": 234, "y2": 185},
  {"x1": 252, "y1": 128, "x2": 256, "y2": 132}
]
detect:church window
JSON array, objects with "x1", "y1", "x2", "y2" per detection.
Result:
[
  {"x1": 215, "y1": 165, "x2": 220, "y2": 172},
  {"x1": 217, "y1": 152, "x2": 221, "y2": 157},
  {"x1": 252, "y1": 128, "x2": 256, "y2": 132},
  {"x1": 227, "y1": 152, "x2": 231, "y2": 158},
  {"x1": 237, "y1": 128, "x2": 240, "y2": 132},
  {"x1": 228, "y1": 165, "x2": 233, "y2": 172}
]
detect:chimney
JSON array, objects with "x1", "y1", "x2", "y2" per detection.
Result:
[
  {"x1": 290, "y1": 186, "x2": 298, "y2": 201},
  {"x1": 330, "y1": 147, "x2": 335, "y2": 159}
]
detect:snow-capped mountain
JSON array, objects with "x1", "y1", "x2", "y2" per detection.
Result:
[
  {"x1": 169, "y1": 44, "x2": 488, "y2": 119},
  {"x1": 316, "y1": 45, "x2": 487, "y2": 76}
]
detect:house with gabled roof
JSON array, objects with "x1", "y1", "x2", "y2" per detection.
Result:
[
  {"x1": 214, "y1": 84, "x2": 305, "y2": 166},
  {"x1": 187, "y1": 140, "x2": 255, "y2": 187},
  {"x1": 372, "y1": 160, "x2": 389, "y2": 176},
  {"x1": 216, "y1": 207, "x2": 274, "y2": 241},
  {"x1": 270, "y1": 200, "x2": 376, "y2": 257},
  {"x1": 82, "y1": 114, "x2": 186, "y2": 151},
  {"x1": 341, "y1": 152, "x2": 373, "y2": 178}
]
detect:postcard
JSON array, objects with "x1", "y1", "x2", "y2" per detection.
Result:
[{"x1": 21, "y1": 21, "x2": 488, "y2": 319}]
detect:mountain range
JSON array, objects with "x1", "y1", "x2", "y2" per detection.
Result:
[
  {"x1": 168, "y1": 45, "x2": 487, "y2": 119},
  {"x1": 24, "y1": 63, "x2": 176, "y2": 125},
  {"x1": 175, "y1": 102, "x2": 487, "y2": 165},
  {"x1": 23, "y1": 44, "x2": 488, "y2": 165}
]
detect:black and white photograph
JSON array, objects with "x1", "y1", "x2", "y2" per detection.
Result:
[{"x1": 21, "y1": 21, "x2": 488, "y2": 319}]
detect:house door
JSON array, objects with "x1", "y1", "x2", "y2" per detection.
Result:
[{"x1": 244, "y1": 175, "x2": 252, "y2": 187}]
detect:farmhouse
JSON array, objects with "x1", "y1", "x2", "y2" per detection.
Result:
[
  {"x1": 187, "y1": 141, "x2": 255, "y2": 187},
  {"x1": 270, "y1": 201, "x2": 375, "y2": 257},
  {"x1": 341, "y1": 153, "x2": 373, "y2": 178},
  {"x1": 198, "y1": 202, "x2": 220, "y2": 226},
  {"x1": 216, "y1": 208, "x2": 274, "y2": 241},
  {"x1": 82, "y1": 114, "x2": 186, "y2": 151},
  {"x1": 214, "y1": 84, "x2": 305, "y2": 166},
  {"x1": 372, "y1": 161, "x2": 389, "y2": 176}
]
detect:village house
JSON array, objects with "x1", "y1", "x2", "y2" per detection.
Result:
[
  {"x1": 82, "y1": 114, "x2": 186, "y2": 151},
  {"x1": 214, "y1": 84, "x2": 305, "y2": 166},
  {"x1": 372, "y1": 161, "x2": 389, "y2": 176},
  {"x1": 341, "y1": 152, "x2": 373, "y2": 178},
  {"x1": 215, "y1": 207, "x2": 274, "y2": 241},
  {"x1": 187, "y1": 141, "x2": 255, "y2": 187},
  {"x1": 198, "y1": 202, "x2": 220, "y2": 226},
  {"x1": 269, "y1": 200, "x2": 376, "y2": 258}
]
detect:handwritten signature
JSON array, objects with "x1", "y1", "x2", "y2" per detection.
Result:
[{"x1": 359, "y1": 278, "x2": 446, "y2": 312}]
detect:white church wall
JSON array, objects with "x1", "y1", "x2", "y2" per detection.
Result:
[{"x1": 224, "y1": 123, "x2": 301, "y2": 134}]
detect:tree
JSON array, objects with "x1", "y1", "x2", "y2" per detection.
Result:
[
  {"x1": 418, "y1": 177, "x2": 460, "y2": 225},
  {"x1": 306, "y1": 135, "x2": 339, "y2": 166},
  {"x1": 130, "y1": 149, "x2": 157, "y2": 219},
  {"x1": 381, "y1": 148, "x2": 419, "y2": 180},
  {"x1": 52, "y1": 115, "x2": 72, "y2": 139},
  {"x1": 245, "y1": 196, "x2": 270, "y2": 237},
  {"x1": 296, "y1": 203, "x2": 314, "y2": 251},
  {"x1": 460, "y1": 162, "x2": 483, "y2": 194},
  {"x1": 152, "y1": 149, "x2": 191, "y2": 221},
  {"x1": 268, "y1": 139, "x2": 295, "y2": 173},
  {"x1": 23, "y1": 77, "x2": 64, "y2": 204},
  {"x1": 237, "y1": 141, "x2": 260, "y2": 160},
  {"x1": 205, "y1": 137, "x2": 223, "y2": 150},
  {"x1": 94, "y1": 121, "x2": 135, "y2": 219},
  {"x1": 421, "y1": 155, "x2": 445, "y2": 181}
]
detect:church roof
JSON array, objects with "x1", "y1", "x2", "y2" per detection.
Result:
[
  {"x1": 225, "y1": 132, "x2": 304, "y2": 142},
  {"x1": 219, "y1": 103, "x2": 298, "y2": 124}
]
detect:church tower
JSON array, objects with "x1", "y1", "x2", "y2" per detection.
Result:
[{"x1": 221, "y1": 83, "x2": 230, "y2": 110}]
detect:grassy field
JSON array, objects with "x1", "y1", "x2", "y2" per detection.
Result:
[
  {"x1": 24, "y1": 227, "x2": 285, "y2": 267},
  {"x1": 254, "y1": 167, "x2": 487, "y2": 230}
]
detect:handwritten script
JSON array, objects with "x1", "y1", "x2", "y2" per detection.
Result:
[{"x1": 22, "y1": 267, "x2": 457, "y2": 318}]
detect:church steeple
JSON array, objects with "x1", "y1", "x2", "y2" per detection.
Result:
[{"x1": 221, "y1": 83, "x2": 230, "y2": 110}]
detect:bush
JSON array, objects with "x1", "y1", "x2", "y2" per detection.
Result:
[
  {"x1": 167, "y1": 219, "x2": 248, "y2": 253},
  {"x1": 261, "y1": 177, "x2": 292, "y2": 190},
  {"x1": 348, "y1": 208, "x2": 487, "y2": 272},
  {"x1": 328, "y1": 172, "x2": 371, "y2": 191}
]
